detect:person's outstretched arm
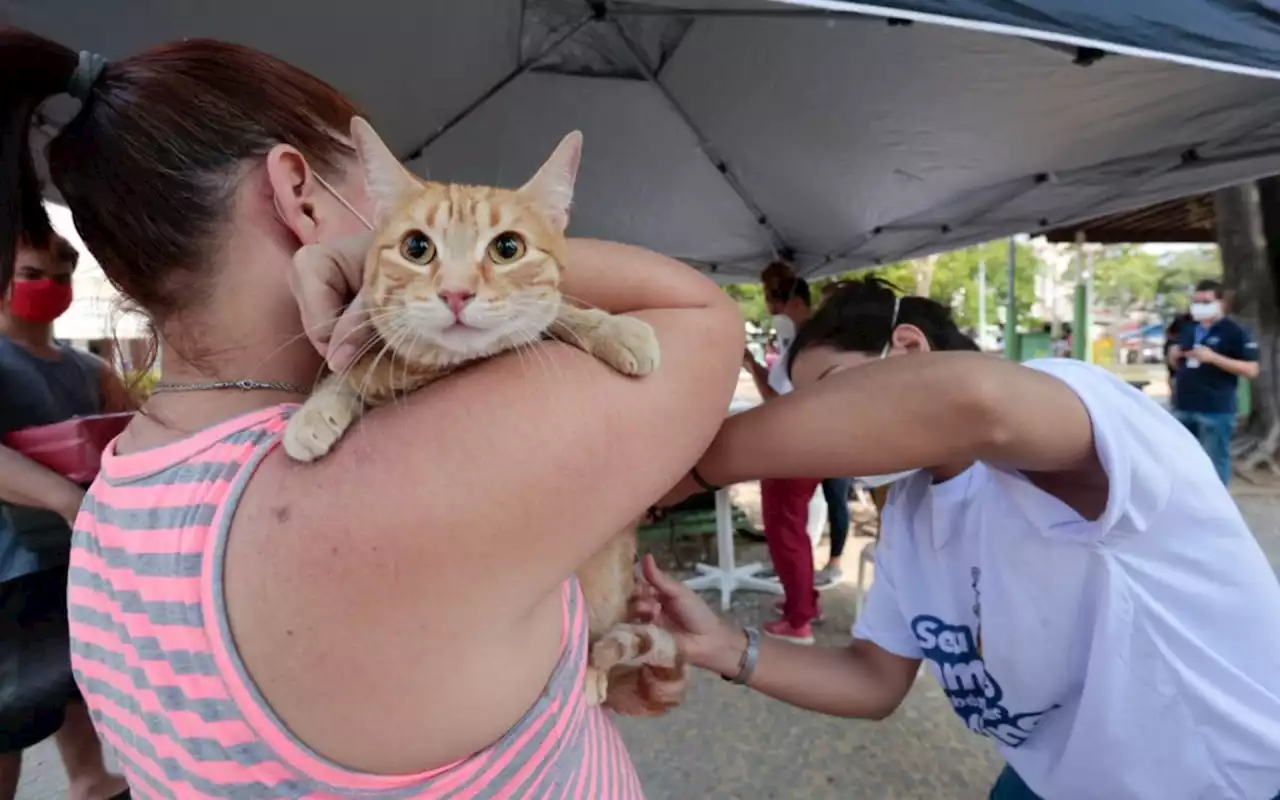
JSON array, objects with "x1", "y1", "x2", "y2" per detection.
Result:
[
  {"x1": 700, "y1": 354, "x2": 1095, "y2": 476},
  {"x1": 681, "y1": 353, "x2": 1114, "y2": 521},
  {"x1": 635, "y1": 555, "x2": 920, "y2": 719}
]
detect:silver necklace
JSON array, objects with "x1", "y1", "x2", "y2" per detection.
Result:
[{"x1": 150, "y1": 378, "x2": 310, "y2": 395}]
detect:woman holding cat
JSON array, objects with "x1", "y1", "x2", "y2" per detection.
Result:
[
  {"x1": 644, "y1": 278, "x2": 1280, "y2": 800},
  {"x1": 1, "y1": 27, "x2": 742, "y2": 798}
]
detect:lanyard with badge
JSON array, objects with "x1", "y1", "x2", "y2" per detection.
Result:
[{"x1": 1186, "y1": 324, "x2": 1210, "y2": 369}]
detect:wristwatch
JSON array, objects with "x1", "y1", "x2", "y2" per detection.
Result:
[{"x1": 722, "y1": 626, "x2": 760, "y2": 686}]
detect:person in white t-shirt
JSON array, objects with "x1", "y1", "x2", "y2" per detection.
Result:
[{"x1": 643, "y1": 277, "x2": 1280, "y2": 799}]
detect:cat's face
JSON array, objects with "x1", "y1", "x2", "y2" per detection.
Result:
[{"x1": 350, "y1": 118, "x2": 582, "y2": 364}]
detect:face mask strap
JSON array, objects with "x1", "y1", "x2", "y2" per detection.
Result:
[
  {"x1": 880, "y1": 295, "x2": 902, "y2": 359},
  {"x1": 272, "y1": 170, "x2": 376, "y2": 233},
  {"x1": 313, "y1": 173, "x2": 375, "y2": 232}
]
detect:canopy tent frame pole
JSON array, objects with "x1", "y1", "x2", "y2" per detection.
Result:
[
  {"x1": 887, "y1": 176, "x2": 1050, "y2": 265},
  {"x1": 1073, "y1": 231, "x2": 1092, "y2": 362},
  {"x1": 977, "y1": 258, "x2": 987, "y2": 351},
  {"x1": 609, "y1": 18, "x2": 795, "y2": 259},
  {"x1": 397, "y1": 15, "x2": 595, "y2": 162},
  {"x1": 826, "y1": 102, "x2": 1280, "y2": 268},
  {"x1": 1004, "y1": 238, "x2": 1018, "y2": 360},
  {"x1": 1035, "y1": 102, "x2": 1280, "y2": 237},
  {"x1": 606, "y1": 3, "x2": 891, "y2": 21}
]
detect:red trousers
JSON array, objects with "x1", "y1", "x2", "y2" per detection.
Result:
[{"x1": 761, "y1": 477, "x2": 822, "y2": 627}]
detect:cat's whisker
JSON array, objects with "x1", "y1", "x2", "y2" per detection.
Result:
[
  {"x1": 548, "y1": 319, "x2": 590, "y2": 353},
  {"x1": 394, "y1": 329, "x2": 421, "y2": 414},
  {"x1": 558, "y1": 293, "x2": 606, "y2": 314},
  {"x1": 521, "y1": 326, "x2": 565, "y2": 384},
  {"x1": 355, "y1": 334, "x2": 401, "y2": 407},
  {"x1": 332, "y1": 332, "x2": 392, "y2": 387}
]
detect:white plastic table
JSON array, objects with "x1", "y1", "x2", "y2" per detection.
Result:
[{"x1": 682, "y1": 399, "x2": 785, "y2": 611}]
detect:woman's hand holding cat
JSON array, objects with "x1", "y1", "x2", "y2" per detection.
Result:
[{"x1": 291, "y1": 232, "x2": 374, "y2": 372}]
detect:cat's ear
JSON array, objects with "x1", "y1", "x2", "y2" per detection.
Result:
[
  {"x1": 350, "y1": 117, "x2": 417, "y2": 224},
  {"x1": 520, "y1": 131, "x2": 582, "y2": 232}
]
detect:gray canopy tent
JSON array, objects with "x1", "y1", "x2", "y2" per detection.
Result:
[{"x1": 14, "y1": 0, "x2": 1280, "y2": 282}]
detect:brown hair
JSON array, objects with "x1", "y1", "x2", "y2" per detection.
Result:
[
  {"x1": 760, "y1": 259, "x2": 796, "y2": 293},
  {"x1": 786, "y1": 276, "x2": 979, "y2": 378},
  {"x1": 16, "y1": 231, "x2": 78, "y2": 270},
  {"x1": 0, "y1": 27, "x2": 361, "y2": 327}
]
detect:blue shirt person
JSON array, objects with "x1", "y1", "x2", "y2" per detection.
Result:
[{"x1": 1169, "y1": 279, "x2": 1260, "y2": 484}]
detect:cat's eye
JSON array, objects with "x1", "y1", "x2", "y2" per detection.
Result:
[
  {"x1": 400, "y1": 231, "x2": 436, "y2": 265},
  {"x1": 487, "y1": 232, "x2": 526, "y2": 265}
]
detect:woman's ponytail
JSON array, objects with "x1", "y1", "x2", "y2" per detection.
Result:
[{"x1": 0, "y1": 27, "x2": 78, "y2": 294}]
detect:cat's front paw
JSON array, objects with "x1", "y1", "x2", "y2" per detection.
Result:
[
  {"x1": 282, "y1": 392, "x2": 361, "y2": 462},
  {"x1": 595, "y1": 316, "x2": 660, "y2": 377}
]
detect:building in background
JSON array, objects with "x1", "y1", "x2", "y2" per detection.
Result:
[{"x1": 46, "y1": 203, "x2": 152, "y2": 373}]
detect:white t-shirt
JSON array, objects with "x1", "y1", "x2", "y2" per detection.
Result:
[
  {"x1": 854, "y1": 358, "x2": 1280, "y2": 799},
  {"x1": 767, "y1": 342, "x2": 794, "y2": 395}
]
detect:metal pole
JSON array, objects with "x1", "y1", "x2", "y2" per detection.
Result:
[
  {"x1": 1003, "y1": 238, "x2": 1018, "y2": 361},
  {"x1": 1073, "y1": 232, "x2": 1090, "y2": 361},
  {"x1": 977, "y1": 259, "x2": 987, "y2": 350}
]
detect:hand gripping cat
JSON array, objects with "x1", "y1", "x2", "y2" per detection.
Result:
[{"x1": 284, "y1": 118, "x2": 687, "y2": 716}]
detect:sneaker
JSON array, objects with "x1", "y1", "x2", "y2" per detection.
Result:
[
  {"x1": 763, "y1": 618, "x2": 815, "y2": 645},
  {"x1": 774, "y1": 600, "x2": 825, "y2": 624},
  {"x1": 814, "y1": 565, "x2": 844, "y2": 590}
]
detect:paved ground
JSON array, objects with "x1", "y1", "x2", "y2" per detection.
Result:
[{"x1": 17, "y1": 486, "x2": 1280, "y2": 800}]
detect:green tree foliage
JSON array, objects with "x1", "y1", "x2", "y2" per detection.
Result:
[
  {"x1": 1086, "y1": 245, "x2": 1220, "y2": 316},
  {"x1": 723, "y1": 283, "x2": 768, "y2": 323},
  {"x1": 1154, "y1": 247, "x2": 1222, "y2": 314},
  {"x1": 917, "y1": 239, "x2": 1040, "y2": 330},
  {"x1": 1089, "y1": 246, "x2": 1162, "y2": 312},
  {"x1": 723, "y1": 240, "x2": 1221, "y2": 332},
  {"x1": 814, "y1": 239, "x2": 1041, "y2": 333}
]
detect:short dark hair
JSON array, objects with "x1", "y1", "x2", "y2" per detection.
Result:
[
  {"x1": 768, "y1": 277, "x2": 811, "y2": 308},
  {"x1": 786, "y1": 276, "x2": 977, "y2": 376},
  {"x1": 17, "y1": 231, "x2": 78, "y2": 269},
  {"x1": 1194, "y1": 279, "x2": 1224, "y2": 298}
]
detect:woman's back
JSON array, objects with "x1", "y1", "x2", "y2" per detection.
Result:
[{"x1": 70, "y1": 406, "x2": 644, "y2": 799}]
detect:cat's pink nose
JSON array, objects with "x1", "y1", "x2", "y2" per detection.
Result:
[{"x1": 439, "y1": 291, "x2": 475, "y2": 317}]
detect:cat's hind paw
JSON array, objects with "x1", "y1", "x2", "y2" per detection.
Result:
[
  {"x1": 583, "y1": 666, "x2": 610, "y2": 707},
  {"x1": 594, "y1": 316, "x2": 660, "y2": 377}
]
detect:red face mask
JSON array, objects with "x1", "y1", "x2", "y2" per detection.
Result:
[{"x1": 8, "y1": 279, "x2": 73, "y2": 324}]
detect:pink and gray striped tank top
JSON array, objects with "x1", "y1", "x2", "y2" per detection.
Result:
[{"x1": 68, "y1": 405, "x2": 644, "y2": 799}]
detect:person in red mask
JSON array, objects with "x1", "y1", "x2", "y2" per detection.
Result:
[{"x1": 0, "y1": 233, "x2": 131, "y2": 800}]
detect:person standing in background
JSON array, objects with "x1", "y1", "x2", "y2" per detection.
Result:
[
  {"x1": 743, "y1": 274, "x2": 823, "y2": 642},
  {"x1": 1051, "y1": 322, "x2": 1073, "y2": 358},
  {"x1": 0, "y1": 233, "x2": 131, "y2": 800},
  {"x1": 814, "y1": 477, "x2": 852, "y2": 589},
  {"x1": 813, "y1": 280, "x2": 853, "y2": 590},
  {"x1": 1168, "y1": 279, "x2": 1259, "y2": 485},
  {"x1": 1164, "y1": 312, "x2": 1191, "y2": 395}
]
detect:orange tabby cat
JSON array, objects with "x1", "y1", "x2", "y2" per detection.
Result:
[{"x1": 283, "y1": 117, "x2": 687, "y2": 715}]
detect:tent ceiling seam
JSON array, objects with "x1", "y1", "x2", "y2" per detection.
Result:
[
  {"x1": 397, "y1": 14, "x2": 594, "y2": 163},
  {"x1": 604, "y1": 3, "x2": 888, "y2": 22},
  {"x1": 812, "y1": 174, "x2": 1048, "y2": 270},
  {"x1": 845, "y1": 101, "x2": 1280, "y2": 266},
  {"x1": 606, "y1": 15, "x2": 794, "y2": 261},
  {"x1": 1029, "y1": 103, "x2": 1280, "y2": 237}
]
